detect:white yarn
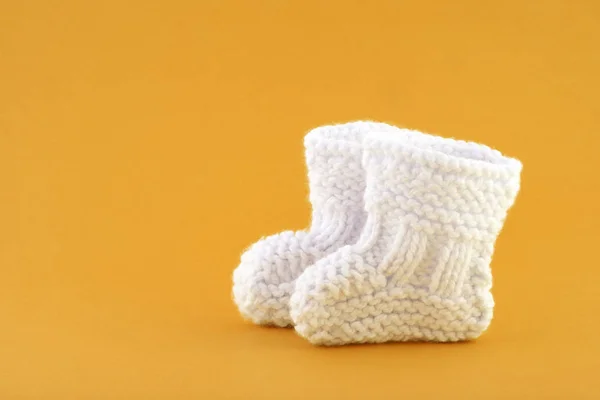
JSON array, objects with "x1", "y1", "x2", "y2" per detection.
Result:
[
  {"x1": 289, "y1": 128, "x2": 522, "y2": 345},
  {"x1": 232, "y1": 121, "x2": 400, "y2": 327}
]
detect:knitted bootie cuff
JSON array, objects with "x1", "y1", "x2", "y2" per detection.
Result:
[
  {"x1": 363, "y1": 129, "x2": 522, "y2": 240},
  {"x1": 304, "y1": 122, "x2": 397, "y2": 209}
]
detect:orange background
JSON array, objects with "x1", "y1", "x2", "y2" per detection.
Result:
[{"x1": 1, "y1": 1, "x2": 599, "y2": 398}]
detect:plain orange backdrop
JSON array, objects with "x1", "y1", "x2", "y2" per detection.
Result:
[{"x1": 1, "y1": 0, "x2": 600, "y2": 399}]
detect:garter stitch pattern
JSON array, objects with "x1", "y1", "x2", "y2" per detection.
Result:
[
  {"x1": 290, "y1": 129, "x2": 522, "y2": 345},
  {"x1": 233, "y1": 121, "x2": 401, "y2": 327}
]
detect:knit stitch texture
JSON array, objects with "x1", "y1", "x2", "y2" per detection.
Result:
[
  {"x1": 290, "y1": 129, "x2": 522, "y2": 345},
  {"x1": 232, "y1": 122, "x2": 400, "y2": 326}
]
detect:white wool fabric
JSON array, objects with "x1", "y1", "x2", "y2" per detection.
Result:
[
  {"x1": 232, "y1": 121, "x2": 399, "y2": 327},
  {"x1": 290, "y1": 129, "x2": 522, "y2": 345}
]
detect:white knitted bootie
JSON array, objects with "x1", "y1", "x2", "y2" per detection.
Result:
[
  {"x1": 290, "y1": 129, "x2": 522, "y2": 344},
  {"x1": 233, "y1": 122, "x2": 399, "y2": 327}
]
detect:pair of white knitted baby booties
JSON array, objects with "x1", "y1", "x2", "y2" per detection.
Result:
[{"x1": 233, "y1": 121, "x2": 521, "y2": 346}]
